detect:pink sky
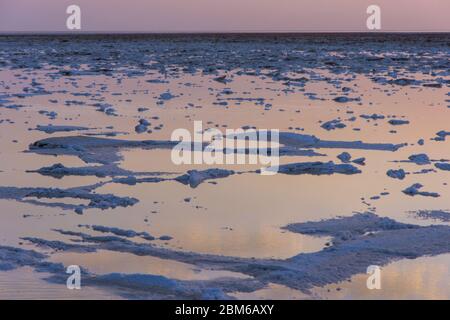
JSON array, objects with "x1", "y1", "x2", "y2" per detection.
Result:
[{"x1": 0, "y1": 0, "x2": 449, "y2": 32}]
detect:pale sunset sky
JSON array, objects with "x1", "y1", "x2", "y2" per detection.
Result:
[{"x1": 0, "y1": 0, "x2": 449, "y2": 32}]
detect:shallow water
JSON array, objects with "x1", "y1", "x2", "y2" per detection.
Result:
[{"x1": 0, "y1": 34, "x2": 449, "y2": 299}]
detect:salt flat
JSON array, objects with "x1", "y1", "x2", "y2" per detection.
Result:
[{"x1": 0, "y1": 34, "x2": 449, "y2": 299}]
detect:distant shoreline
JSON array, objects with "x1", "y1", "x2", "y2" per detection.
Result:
[{"x1": 0, "y1": 31, "x2": 449, "y2": 37}]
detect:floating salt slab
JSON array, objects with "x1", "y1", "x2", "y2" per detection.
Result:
[
  {"x1": 321, "y1": 119, "x2": 346, "y2": 131},
  {"x1": 413, "y1": 168, "x2": 436, "y2": 175},
  {"x1": 27, "y1": 163, "x2": 170, "y2": 179},
  {"x1": 87, "y1": 273, "x2": 232, "y2": 299},
  {"x1": 337, "y1": 152, "x2": 351, "y2": 163},
  {"x1": 111, "y1": 176, "x2": 166, "y2": 185},
  {"x1": 64, "y1": 100, "x2": 86, "y2": 106},
  {"x1": 333, "y1": 96, "x2": 358, "y2": 103},
  {"x1": 33, "y1": 125, "x2": 91, "y2": 134},
  {"x1": 387, "y1": 78, "x2": 418, "y2": 86},
  {"x1": 422, "y1": 83, "x2": 442, "y2": 88},
  {"x1": 0, "y1": 245, "x2": 63, "y2": 272},
  {"x1": 433, "y1": 130, "x2": 450, "y2": 141},
  {"x1": 277, "y1": 147, "x2": 325, "y2": 157},
  {"x1": 28, "y1": 136, "x2": 177, "y2": 164},
  {"x1": 135, "y1": 125, "x2": 148, "y2": 134},
  {"x1": 402, "y1": 183, "x2": 440, "y2": 198},
  {"x1": 175, "y1": 169, "x2": 235, "y2": 188},
  {"x1": 388, "y1": 119, "x2": 410, "y2": 126},
  {"x1": 135, "y1": 119, "x2": 151, "y2": 133},
  {"x1": 159, "y1": 92, "x2": 176, "y2": 100},
  {"x1": 435, "y1": 163, "x2": 450, "y2": 171},
  {"x1": 274, "y1": 161, "x2": 361, "y2": 176},
  {"x1": 278, "y1": 132, "x2": 405, "y2": 151},
  {"x1": 93, "y1": 103, "x2": 117, "y2": 116},
  {"x1": 1, "y1": 104, "x2": 25, "y2": 110},
  {"x1": 410, "y1": 210, "x2": 450, "y2": 222},
  {"x1": 352, "y1": 157, "x2": 366, "y2": 165},
  {"x1": 146, "y1": 79, "x2": 169, "y2": 84},
  {"x1": 284, "y1": 212, "x2": 416, "y2": 239},
  {"x1": 81, "y1": 225, "x2": 157, "y2": 241},
  {"x1": 38, "y1": 110, "x2": 57, "y2": 119},
  {"x1": 360, "y1": 114, "x2": 385, "y2": 120},
  {"x1": 0, "y1": 183, "x2": 139, "y2": 212},
  {"x1": 84, "y1": 131, "x2": 129, "y2": 137},
  {"x1": 213, "y1": 75, "x2": 228, "y2": 84},
  {"x1": 386, "y1": 169, "x2": 406, "y2": 180},
  {"x1": 408, "y1": 153, "x2": 431, "y2": 165}
]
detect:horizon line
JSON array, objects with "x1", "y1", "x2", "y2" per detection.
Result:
[{"x1": 1, "y1": 30, "x2": 450, "y2": 36}]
